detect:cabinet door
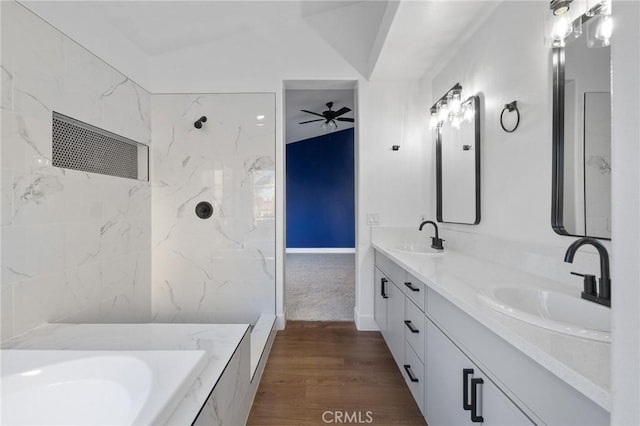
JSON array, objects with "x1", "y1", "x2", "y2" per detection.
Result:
[
  {"x1": 426, "y1": 320, "x2": 533, "y2": 426},
  {"x1": 426, "y1": 319, "x2": 473, "y2": 426},
  {"x1": 374, "y1": 267, "x2": 388, "y2": 334},
  {"x1": 387, "y1": 280, "x2": 405, "y2": 367}
]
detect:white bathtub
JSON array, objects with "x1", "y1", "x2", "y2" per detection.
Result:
[{"x1": 0, "y1": 349, "x2": 207, "y2": 425}]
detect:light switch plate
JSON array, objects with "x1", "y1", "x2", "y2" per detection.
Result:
[{"x1": 367, "y1": 212, "x2": 380, "y2": 226}]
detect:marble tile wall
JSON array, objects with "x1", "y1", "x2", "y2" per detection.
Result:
[
  {"x1": 151, "y1": 94, "x2": 275, "y2": 324},
  {"x1": 1, "y1": 1, "x2": 152, "y2": 340}
]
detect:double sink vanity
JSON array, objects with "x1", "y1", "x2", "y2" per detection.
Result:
[
  {"x1": 372, "y1": 227, "x2": 610, "y2": 425},
  {"x1": 398, "y1": 3, "x2": 613, "y2": 423}
]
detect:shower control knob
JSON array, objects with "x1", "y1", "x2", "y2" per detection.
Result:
[{"x1": 195, "y1": 201, "x2": 213, "y2": 219}]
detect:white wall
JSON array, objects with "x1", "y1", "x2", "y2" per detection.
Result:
[
  {"x1": 1, "y1": 1, "x2": 151, "y2": 341},
  {"x1": 610, "y1": 1, "x2": 640, "y2": 423},
  {"x1": 355, "y1": 77, "x2": 431, "y2": 329},
  {"x1": 421, "y1": 1, "x2": 608, "y2": 289}
]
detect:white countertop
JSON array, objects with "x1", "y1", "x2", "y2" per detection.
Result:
[
  {"x1": 1, "y1": 323, "x2": 250, "y2": 424},
  {"x1": 371, "y1": 231, "x2": 611, "y2": 411}
]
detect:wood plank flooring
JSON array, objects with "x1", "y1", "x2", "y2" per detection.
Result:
[{"x1": 247, "y1": 321, "x2": 426, "y2": 425}]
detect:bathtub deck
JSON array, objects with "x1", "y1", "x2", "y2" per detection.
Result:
[{"x1": 1, "y1": 323, "x2": 250, "y2": 424}]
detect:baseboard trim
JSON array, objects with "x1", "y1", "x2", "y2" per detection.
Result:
[
  {"x1": 276, "y1": 313, "x2": 286, "y2": 330},
  {"x1": 286, "y1": 248, "x2": 356, "y2": 254},
  {"x1": 354, "y1": 307, "x2": 379, "y2": 331}
]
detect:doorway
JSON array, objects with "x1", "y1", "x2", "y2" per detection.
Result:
[{"x1": 283, "y1": 83, "x2": 356, "y2": 321}]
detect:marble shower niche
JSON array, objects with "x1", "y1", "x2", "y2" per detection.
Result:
[{"x1": 151, "y1": 94, "x2": 276, "y2": 324}]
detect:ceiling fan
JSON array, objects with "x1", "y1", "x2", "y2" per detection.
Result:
[{"x1": 299, "y1": 102, "x2": 354, "y2": 127}]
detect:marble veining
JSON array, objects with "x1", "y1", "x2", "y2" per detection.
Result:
[
  {"x1": 151, "y1": 94, "x2": 276, "y2": 325},
  {"x1": 371, "y1": 227, "x2": 611, "y2": 411},
  {"x1": 1, "y1": 1, "x2": 152, "y2": 340}
]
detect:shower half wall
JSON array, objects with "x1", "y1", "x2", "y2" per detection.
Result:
[{"x1": 151, "y1": 94, "x2": 275, "y2": 324}]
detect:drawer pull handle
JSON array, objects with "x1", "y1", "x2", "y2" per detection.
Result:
[
  {"x1": 403, "y1": 364, "x2": 419, "y2": 382},
  {"x1": 471, "y1": 378, "x2": 484, "y2": 423},
  {"x1": 404, "y1": 282, "x2": 420, "y2": 292},
  {"x1": 381, "y1": 278, "x2": 389, "y2": 299},
  {"x1": 463, "y1": 368, "x2": 474, "y2": 410},
  {"x1": 404, "y1": 320, "x2": 419, "y2": 333}
]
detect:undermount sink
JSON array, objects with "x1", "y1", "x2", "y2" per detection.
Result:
[
  {"x1": 479, "y1": 285, "x2": 611, "y2": 342},
  {"x1": 392, "y1": 244, "x2": 444, "y2": 256}
]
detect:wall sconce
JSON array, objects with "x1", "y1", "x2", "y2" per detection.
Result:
[
  {"x1": 429, "y1": 83, "x2": 474, "y2": 130},
  {"x1": 545, "y1": 0, "x2": 612, "y2": 48}
]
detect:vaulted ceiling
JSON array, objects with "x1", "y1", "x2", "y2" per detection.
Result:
[
  {"x1": 19, "y1": 0, "x2": 499, "y2": 143},
  {"x1": 20, "y1": 0, "x2": 499, "y2": 89}
]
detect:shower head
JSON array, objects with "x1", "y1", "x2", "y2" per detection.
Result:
[{"x1": 194, "y1": 116, "x2": 207, "y2": 129}]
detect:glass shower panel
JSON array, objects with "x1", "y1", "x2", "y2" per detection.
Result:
[{"x1": 151, "y1": 93, "x2": 276, "y2": 325}]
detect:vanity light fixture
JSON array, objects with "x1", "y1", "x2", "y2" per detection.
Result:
[
  {"x1": 462, "y1": 100, "x2": 475, "y2": 123},
  {"x1": 588, "y1": 0, "x2": 612, "y2": 47},
  {"x1": 546, "y1": 0, "x2": 612, "y2": 47},
  {"x1": 429, "y1": 83, "x2": 473, "y2": 130},
  {"x1": 428, "y1": 109, "x2": 438, "y2": 130},
  {"x1": 551, "y1": 0, "x2": 572, "y2": 16}
]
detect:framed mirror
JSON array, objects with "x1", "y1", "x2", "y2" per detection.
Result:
[
  {"x1": 436, "y1": 95, "x2": 481, "y2": 224},
  {"x1": 552, "y1": 12, "x2": 611, "y2": 240}
]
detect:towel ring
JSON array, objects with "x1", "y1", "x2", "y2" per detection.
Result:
[{"x1": 500, "y1": 101, "x2": 520, "y2": 133}]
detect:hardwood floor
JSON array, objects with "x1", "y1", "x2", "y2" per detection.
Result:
[{"x1": 247, "y1": 321, "x2": 426, "y2": 425}]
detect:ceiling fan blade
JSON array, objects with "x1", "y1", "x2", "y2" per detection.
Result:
[
  {"x1": 301, "y1": 109, "x2": 325, "y2": 118},
  {"x1": 336, "y1": 117, "x2": 354, "y2": 122},
  {"x1": 334, "y1": 107, "x2": 351, "y2": 117},
  {"x1": 299, "y1": 118, "x2": 325, "y2": 124}
]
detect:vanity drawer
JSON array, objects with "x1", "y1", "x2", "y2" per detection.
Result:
[
  {"x1": 375, "y1": 251, "x2": 407, "y2": 287},
  {"x1": 403, "y1": 341, "x2": 425, "y2": 415},
  {"x1": 404, "y1": 298, "x2": 425, "y2": 363},
  {"x1": 403, "y1": 273, "x2": 425, "y2": 311}
]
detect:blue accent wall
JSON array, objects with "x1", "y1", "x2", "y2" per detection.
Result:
[{"x1": 286, "y1": 128, "x2": 355, "y2": 248}]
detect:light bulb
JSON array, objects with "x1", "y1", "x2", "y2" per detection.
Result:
[
  {"x1": 552, "y1": 15, "x2": 571, "y2": 42},
  {"x1": 572, "y1": 19, "x2": 582, "y2": 38},
  {"x1": 449, "y1": 92, "x2": 462, "y2": 115},
  {"x1": 595, "y1": 15, "x2": 612, "y2": 45},
  {"x1": 451, "y1": 115, "x2": 462, "y2": 129},
  {"x1": 463, "y1": 103, "x2": 475, "y2": 122},
  {"x1": 437, "y1": 101, "x2": 449, "y2": 123},
  {"x1": 428, "y1": 112, "x2": 438, "y2": 130}
]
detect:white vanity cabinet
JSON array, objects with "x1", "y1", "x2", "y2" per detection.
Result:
[
  {"x1": 373, "y1": 249, "x2": 610, "y2": 426},
  {"x1": 374, "y1": 267, "x2": 388, "y2": 335},
  {"x1": 374, "y1": 265, "x2": 405, "y2": 368},
  {"x1": 374, "y1": 252, "x2": 426, "y2": 414},
  {"x1": 426, "y1": 319, "x2": 533, "y2": 426}
]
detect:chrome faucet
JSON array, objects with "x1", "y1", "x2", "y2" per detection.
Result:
[
  {"x1": 419, "y1": 220, "x2": 444, "y2": 250},
  {"x1": 563, "y1": 237, "x2": 611, "y2": 307}
]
